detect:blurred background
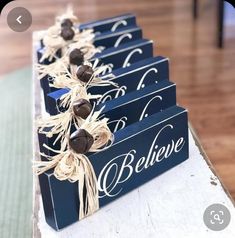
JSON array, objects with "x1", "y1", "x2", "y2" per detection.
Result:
[{"x1": 0, "y1": 0, "x2": 234, "y2": 237}]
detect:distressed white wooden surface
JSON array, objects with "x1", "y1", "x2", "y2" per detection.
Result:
[
  {"x1": 36, "y1": 130, "x2": 235, "y2": 238},
  {"x1": 33, "y1": 32, "x2": 235, "y2": 238}
]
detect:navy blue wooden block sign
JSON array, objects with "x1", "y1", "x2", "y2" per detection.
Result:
[
  {"x1": 79, "y1": 13, "x2": 136, "y2": 33},
  {"x1": 46, "y1": 56, "x2": 169, "y2": 115},
  {"x1": 39, "y1": 105, "x2": 189, "y2": 230},
  {"x1": 39, "y1": 29, "x2": 144, "y2": 105},
  {"x1": 99, "y1": 80, "x2": 176, "y2": 132},
  {"x1": 90, "y1": 39, "x2": 153, "y2": 70},
  {"x1": 93, "y1": 26, "x2": 142, "y2": 49},
  {"x1": 38, "y1": 80, "x2": 176, "y2": 160},
  {"x1": 39, "y1": 14, "x2": 137, "y2": 49},
  {"x1": 39, "y1": 39, "x2": 153, "y2": 106},
  {"x1": 39, "y1": 26, "x2": 142, "y2": 54}
]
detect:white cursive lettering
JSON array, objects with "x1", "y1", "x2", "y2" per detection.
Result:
[{"x1": 98, "y1": 124, "x2": 185, "y2": 197}]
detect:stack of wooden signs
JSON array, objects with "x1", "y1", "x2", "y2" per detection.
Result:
[{"x1": 34, "y1": 9, "x2": 189, "y2": 231}]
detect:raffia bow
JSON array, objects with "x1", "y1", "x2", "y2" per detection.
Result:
[
  {"x1": 39, "y1": 6, "x2": 101, "y2": 63},
  {"x1": 37, "y1": 85, "x2": 100, "y2": 151},
  {"x1": 55, "y1": 5, "x2": 79, "y2": 25},
  {"x1": 37, "y1": 40, "x2": 104, "y2": 80},
  {"x1": 50, "y1": 61, "x2": 116, "y2": 91},
  {"x1": 34, "y1": 107, "x2": 113, "y2": 219},
  {"x1": 37, "y1": 60, "x2": 118, "y2": 151}
]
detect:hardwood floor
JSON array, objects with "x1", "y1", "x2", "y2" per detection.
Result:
[{"x1": 0, "y1": 0, "x2": 234, "y2": 199}]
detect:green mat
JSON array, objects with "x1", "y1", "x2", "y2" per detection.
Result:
[{"x1": 0, "y1": 67, "x2": 32, "y2": 238}]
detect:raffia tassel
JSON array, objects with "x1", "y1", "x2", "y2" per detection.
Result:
[
  {"x1": 34, "y1": 148, "x2": 99, "y2": 219},
  {"x1": 55, "y1": 5, "x2": 79, "y2": 25},
  {"x1": 39, "y1": 27, "x2": 97, "y2": 63},
  {"x1": 37, "y1": 41, "x2": 102, "y2": 80},
  {"x1": 37, "y1": 86, "x2": 101, "y2": 151},
  {"x1": 50, "y1": 61, "x2": 117, "y2": 93},
  {"x1": 59, "y1": 84, "x2": 101, "y2": 109},
  {"x1": 34, "y1": 107, "x2": 113, "y2": 219},
  {"x1": 34, "y1": 149, "x2": 99, "y2": 219},
  {"x1": 40, "y1": 26, "x2": 68, "y2": 63},
  {"x1": 39, "y1": 5, "x2": 98, "y2": 63},
  {"x1": 37, "y1": 111, "x2": 77, "y2": 151},
  {"x1": 37, "y1": 63, "x2": 117, "y2": 150},
  {"x1": 45, "y1": 61, "x2": 118, "y2": 114},
  {"x1": 36, "y1": 56, "x2": 69, "y2": 79}
]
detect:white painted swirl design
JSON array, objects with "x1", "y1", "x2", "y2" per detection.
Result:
[
  {"x1": 111, "y1": 20, "x2": 128, "y2": 32},
  {"x1": 136, "y1": 68, "x2": 158, "y2": 90},
  {"x1": 97, "y1": 124, "x2": 186, "y2": 198},
  {"x1": 122, "y1": 48, "x2": 143, "y2": 68},
  {"x1": 108, "y1": 116, "x2": 128, "y2": 132},
  {"x1": 139, "y1": 95, "x2": 163, "y2": 121},
  {"x1": 114, "y1": 33, "x2": 133, "y2": 48},
  {"x1": 96, "y1": 85, "x2": 127, "y2": 105}
]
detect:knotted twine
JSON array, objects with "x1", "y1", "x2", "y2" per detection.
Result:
[
  {"x1": 39, "y1": 6, "x2": 101, "y2": 63},
  {"x1": 34, "y1": 107, "x2": 113, "y2": 219}
]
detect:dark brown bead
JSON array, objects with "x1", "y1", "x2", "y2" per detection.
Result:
[
  {"x1": 76, "y1": 65, "x2": 94, "y2": 83},
  {"x1": 61, "y1": 19, "x2": 73, "y2": 28},
  {"x1": 61, "y1": 27, "x2": 75, "y2": 41},
  {"x1": 69, "y1": 129, "x2": 94, "y2": 154},
  {"x1": 69, "y1": 49, "x2": 84, "y2": 66},
  {"x1": 73, "y1": 98, "x2": 92, "y2": 119}
]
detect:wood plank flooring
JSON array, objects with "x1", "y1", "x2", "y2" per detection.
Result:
[{"x1": 0, "y1": 0, "x2": 234, "y2": 199}]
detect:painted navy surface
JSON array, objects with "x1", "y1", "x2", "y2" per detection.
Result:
[
  {"x1": 39, "y1": 106, "x2": 189, "y2": 230},
  {"x1": 46, "y1": 56, "x2": 168, "y2": 115},
  {"x1": 39, "y1": 80, "x2": 176, "y2": 160},
  {"x1": 79, "y1": 13, "x2": 136, "y2": 33}
]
